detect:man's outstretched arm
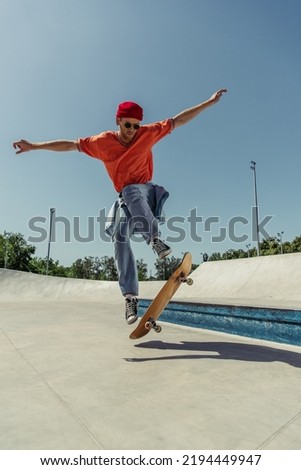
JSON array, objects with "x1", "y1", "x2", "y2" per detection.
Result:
[
  {"x1": 173, "y1": 89, "x2": 227, "y2": 129},
  {"x1": 13, "y1": 139, "x2": 78, "y2": 154}
]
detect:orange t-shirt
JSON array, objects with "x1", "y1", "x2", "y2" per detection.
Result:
[{"x1": 78, "y1": 119, "x2": 174, "y2": 193}]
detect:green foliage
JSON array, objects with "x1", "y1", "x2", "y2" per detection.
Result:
[
  {"x1": 70, "y1": 256, "x2": 118, "y2": 280},
  {"x1": 208, "y1": 234, "x2": 301, "y2": 261},
  {"x1": 0, "y1": 232, "x2": 36, "y2": 271},
  {"x1": 222, "y1": 249, "x2": 248, "y2": 260},
  {"x1": 209, "y1": 252, "x2": 223, "y2": 261},
  {"x1": 154, "y1": 256, "x2": 182, "y2": 280},
  {"x1": 29, "y1": 257, "x2": 71, "y2": 277},
  {"x1": 290, "y1": 236, "x2": 301, "y2": 253},
  {"x1": 2, "y1": 230, "x2": 301, "y2": 280},
  {"x1": 137, "y1": 258, "x2": 148, "y2": 281},
  {"x1": 100, "y1": 256, "x2": 118, "y2": 281}
]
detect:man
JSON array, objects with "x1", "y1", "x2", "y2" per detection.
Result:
[{"x1": 13, "y1": 89, "x2": 227, "y2": 324}]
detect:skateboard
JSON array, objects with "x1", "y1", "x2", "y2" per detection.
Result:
[{"x1": 129, "y1": 252, "x2": 193, "y2": 340}]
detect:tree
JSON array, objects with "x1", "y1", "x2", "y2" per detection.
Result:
[
  {"x1": 282, "y1": 241, "x2": 292, "y2": 254},
  {"x1": 136, "y1": 258, "x2": 148, "y2": 281},
  {"x1": 291, "y1": 236, "x2": 301, "y2": 253},
  {"x1": 248, "y1": 247, "x2": 258, "y2": 257},
  {"x1": 70, "y1": 256, "x2": 101, "y2": 279},
  {"x1": 260, "y1": 237, "x2": 280, "y2": 256},
  {"x1": 0, "y1": 232, "x2": 36, "y2": 271},
  {"x1": 222, "y1": 249, "x2": 248, "y2": 260},
  {"x1": 209, "y1": 252, "x2": 223, "y2": 261},
  {"x1": 154, "y1": 256, "x2": 181, "y2": 280},
  {"x1": 29, "y1": 257, "x2": 70, "y2": 277},
  {"x1": 100, "y1": 256, "x2": 118, "y2": 281},
  {"x1": 191, "y1": 262, "x2": 199, "y2": 271}
]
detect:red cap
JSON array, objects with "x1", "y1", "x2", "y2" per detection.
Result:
[{"x1": 116, "y1": 101, "x2": 143, "y2": 121}]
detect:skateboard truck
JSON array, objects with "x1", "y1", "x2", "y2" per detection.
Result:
[
  {"x1": 179, "y1": 271, "x2": 194, "y2": 285},
  {"x1": 145, "y1": 317, "x2": 162, "y2": 333}
]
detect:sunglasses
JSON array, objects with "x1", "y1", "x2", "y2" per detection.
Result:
[{"x1": 123, "y1": 121, "x2": 140, "y2": 130}]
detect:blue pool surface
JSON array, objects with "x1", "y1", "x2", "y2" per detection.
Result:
[{"x1": 139, "y1": 299, "x2": 301, "y2": 346}]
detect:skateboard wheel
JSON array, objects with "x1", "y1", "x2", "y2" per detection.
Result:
[
  {"x1": 145, "y1": 321, "x2": 151, "y2": 330},
  {"x1": 186, "y1": 278, "x2": 194, "y2": 286},
  {"x1": 154, "y1": 325, "x2": 162, "y2": 333}
]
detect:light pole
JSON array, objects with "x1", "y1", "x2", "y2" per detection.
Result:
[
  {"x1": 277, "y1": 231, "x2": 284, "y2": 254},
  {"x1": 246, "y1": 243, "x2": 251, "y2": 257},
  {"x1": 250, "y1": 161, "x2": 260, "y2": 256},
  {"x1": 46, "y1": 208, "x2": 55, "y2": 275}
]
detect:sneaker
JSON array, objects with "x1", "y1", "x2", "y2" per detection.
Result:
[
  {"x1": 152, "y1": 238, "x2": 172, "y2": 260},
  {"x1": 125, "y1": 297, "x2": 138, "y2": 325}
]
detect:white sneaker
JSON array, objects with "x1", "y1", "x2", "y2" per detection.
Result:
[
  {"x1": 152, "y1": 238, "x2": 172, "y2": 260},
  {"x1": 125, "y1": 297, "x2": 138, "y2": 325}
]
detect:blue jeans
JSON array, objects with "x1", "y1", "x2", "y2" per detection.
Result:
[{"x1": 112, "y1": 183, "x2": 168, "y2": 296}]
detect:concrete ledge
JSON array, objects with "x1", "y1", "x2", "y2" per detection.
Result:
[{"x1": 139, "y1": 300, "x2": 301, "y2": 347}]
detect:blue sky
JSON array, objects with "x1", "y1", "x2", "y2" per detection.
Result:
[{"x1": 2, "y1": 0, "x2": 301, "y2": 272}]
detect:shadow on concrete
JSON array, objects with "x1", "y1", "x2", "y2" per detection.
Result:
[{"x1": 125, "y1": 340, "x2": 301, "y2": 368}]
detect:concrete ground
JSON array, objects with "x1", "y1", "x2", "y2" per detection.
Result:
[{"x1": 1, "y1": 297, "x2": 301, "y2": 450}]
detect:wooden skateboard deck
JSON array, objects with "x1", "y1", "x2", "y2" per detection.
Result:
[{"x1": 129, "y1": 252, "x2": 193, "y2": 340}]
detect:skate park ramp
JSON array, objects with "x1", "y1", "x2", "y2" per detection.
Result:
[
  {"x1": 2, "y1": 252, "x2": 301, "y2": 307},
  {"x1": 1, "y1": 254, "x2": 301, "y2": 450},
  {"x1": 0, "y1": 268, "x2": 121, "y2": 302},
  {"x1": 172, "y1": 252, "x2": 301, "y2": 309}
]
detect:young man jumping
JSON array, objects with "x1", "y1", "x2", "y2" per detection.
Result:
[{"x1": 13, "y1": 89, "x2": 227, "y2": 325}]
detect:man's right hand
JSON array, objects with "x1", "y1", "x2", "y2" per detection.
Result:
[{"x1": 13, "y1": 139, "x2": 34, "y2": 154}]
